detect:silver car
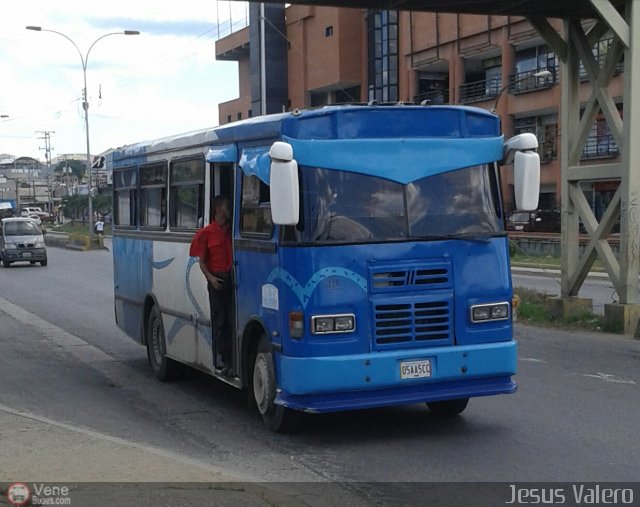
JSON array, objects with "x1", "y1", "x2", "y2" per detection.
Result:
[{"x1": 0, "y1": 217, "x2": 48, "y2": 267}]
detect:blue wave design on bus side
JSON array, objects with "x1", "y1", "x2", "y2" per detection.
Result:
[
  {"x1": 267, "y1": 267, "x2": 367, "y2": 307},
  {"x1": 151, "y1": 257, "x2": 175, "y2": 270},
  {"x1": 166, "y1": 319, "x2": 187, "y2": 345},
  {"x1": 163, "y1": 257, "x2": 211, "y2": 346}
]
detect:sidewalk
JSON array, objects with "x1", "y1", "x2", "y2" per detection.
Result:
[
  {"x1": 0, "y1": 404, "x2": 306, "y2": 506},
  {"x1": 0, "y1": 404, "x2": 245, "y2": 483}
]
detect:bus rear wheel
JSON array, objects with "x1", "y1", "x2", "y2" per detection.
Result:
[
  {"x1": 427, "y1": 398, "x2": 469, "y2": 417},
  {"x1": 146, "y1": 305, "x2": 177, "y2": 381},
  {"x1": 253, "y1": 335, "x2": 299, "y2": 432}
]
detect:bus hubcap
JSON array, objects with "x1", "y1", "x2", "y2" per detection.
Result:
[{"x1": 253, "y1": 355, "x2": 271, "y2": 414}]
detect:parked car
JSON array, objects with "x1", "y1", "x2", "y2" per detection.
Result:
[
  {"x1": 507, "y1": 210, "x2": 561, "y2": 233},
  {"x1": 27, "y1": 214, "x2": 42, "y2": 226},
  {"x1": 0, "y1": 202, "x2": 14, "y2": 219},
  {"x1": 506, "y1": 211, "x2": 531, "y2": 232},
  {"x1": 20, "y1": 207, "x2": 43, "y2": 217},
  {"x1": 0, "y1": 217, "x2": 48, "y2": 267},
  {"x1": 20, "y1": 207, "x2": 54, "y2": 224}
]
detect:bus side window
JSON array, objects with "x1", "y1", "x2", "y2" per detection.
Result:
[
  {"x1": 139, "y1": 162, "x2": 168, "y2": 228},
  {"x1": 240, "y1": 174, "x2": 273, "y2": 237},
  {"x1": 169, "y1": 157, "x2": 205, "y2": 229},
  {"x1": 113, "y1": 167, "x2": 137, "y2": 227}
]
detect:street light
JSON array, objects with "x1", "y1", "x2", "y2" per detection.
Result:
[
  {"x1": 491, "y1": 69, "x2": 552, "y2": 113},
  {"x1": 26, "y1": 25, "x2": 139, "y2": 239}
]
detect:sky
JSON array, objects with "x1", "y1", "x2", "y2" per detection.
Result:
[{"x1": 0, "y1": 1, "x2": 249, "y2": 163}]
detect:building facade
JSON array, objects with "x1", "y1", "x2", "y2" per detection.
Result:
[{"x1": 216, "y1": 7, "x2": 623, "y2": 214}]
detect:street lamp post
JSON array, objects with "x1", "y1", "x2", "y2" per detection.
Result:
[
  {"x1": 491, "y1": 69, "x2": 552, "y2": 113},
  {"x1": 26, "y1": 26, "x2": 139, "y2": 239}
]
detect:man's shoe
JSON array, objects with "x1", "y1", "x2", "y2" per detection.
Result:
[{"x1": 215, "y1": 365, "x2": 229, "y2": 376}]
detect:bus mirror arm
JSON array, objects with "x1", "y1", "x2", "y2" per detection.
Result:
[
  {"x1": 502, "y1": 133, "x2": 538, "y2": 165},
  {"x1": 503, "y1": 133, "x2": 540, "y2": 212},
  {"x1": 269, "y1": 142, "x2": 300, "y2": 226}
]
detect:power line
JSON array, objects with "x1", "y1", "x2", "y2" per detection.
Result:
[{"x1": 7, "y1": 2, "x2": 250, "y2": 126}]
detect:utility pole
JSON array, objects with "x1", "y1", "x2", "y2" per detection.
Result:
[
  {"x1": 37, "y1": 130, "x2": 54, "y2": 212},
  {"x1": 14, "y1": 178, "x2": 20, "y2": 212}
]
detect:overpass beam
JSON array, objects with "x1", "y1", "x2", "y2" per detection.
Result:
[
  {"x1": 618, "y1": 0, "x2": 640, "y2": 306},
  {"x1": 549, "y1": 0, "x2": 640, "y2": 333}
]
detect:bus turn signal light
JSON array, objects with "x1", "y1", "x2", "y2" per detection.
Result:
[{"x1": 289, "y1": 311, "x2": 304, "y2": 339}]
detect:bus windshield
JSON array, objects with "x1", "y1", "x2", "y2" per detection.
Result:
[{"x1": 290, "y1": 164, "x2": 503, "y2": 244}]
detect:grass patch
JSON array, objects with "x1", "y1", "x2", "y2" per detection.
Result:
[
  {"x1": 511, "y1": 253, "x2": 561, "y2": 267},
  {"x1": 515, "y1": 288, "x2": 606, "y2": 331}
]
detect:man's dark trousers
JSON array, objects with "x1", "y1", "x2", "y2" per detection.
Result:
[{"x1": 207, "y1": 274, "x2": 232, "y2": 368}]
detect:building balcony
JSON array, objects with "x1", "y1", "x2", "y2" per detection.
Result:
[
  {"x1": 581, "y1": 134, "x2": 619, "y2": 160},
  {"x1": 216, "y1": 26, "x2": 250, "y2": 62},
  {"x1": 459, "y1": 78, "x2": 500, "y2": 104},
  {"x1": 509, "y1": 66, "x2": 558, "y2": 94}
]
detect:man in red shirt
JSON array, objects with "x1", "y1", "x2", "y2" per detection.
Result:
[{"x1": 189, "y1": 195, "x2": 233, "y2": 375}]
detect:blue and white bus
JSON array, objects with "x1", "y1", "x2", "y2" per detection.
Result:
[{"x1": 111, "y1": 105, "x2": 539, "y2": 431}]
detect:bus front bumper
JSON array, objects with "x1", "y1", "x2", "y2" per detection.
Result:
[{"x1": 276, "y1": 341, "x2": 517, "y2": 413}]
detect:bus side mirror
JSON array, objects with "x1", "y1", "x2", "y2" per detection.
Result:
[
  {"x1": 503, "y1": 133, "x2": 540, "y2": 212},
  {"x1": 269, "y1": 142, "x2": 300, "y2": 225},
  {"x1": 513, "y1": 151, "x2": 540, "y2": 211}
]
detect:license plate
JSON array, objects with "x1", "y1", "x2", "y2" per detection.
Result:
[
  {"x1": 22, "y1": 252, "x2": 31, "y2": 258},
  {"x1": 400, "y1": 359, "x2": 432, "y2": 379},
  {"x1": 515, "y1": 225, "x2": 524, "y2": 230}
]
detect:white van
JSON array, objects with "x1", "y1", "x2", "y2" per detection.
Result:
[{"x1": 0, "y1": 217, "x2": 48, "y2": 267}]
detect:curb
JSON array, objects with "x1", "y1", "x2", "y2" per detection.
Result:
[{"x1": 511, "y1": 265, "x2": 611, "y2": 279}]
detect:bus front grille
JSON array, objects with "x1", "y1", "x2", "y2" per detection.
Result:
[
  {"x1": 369, "y1": 261, "x2": 451, "y2": 293},
  {"x1": 373, "y1": 298, "x2": 453, "y2": 349}
]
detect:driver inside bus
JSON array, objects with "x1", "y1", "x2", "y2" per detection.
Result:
[{"x1": 189, "y1": 195, "x2": 233, "y2": 376}]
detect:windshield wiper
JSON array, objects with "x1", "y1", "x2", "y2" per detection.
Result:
[{"x1": 415, "y1": 231, "x2": 507, "y2": 243}]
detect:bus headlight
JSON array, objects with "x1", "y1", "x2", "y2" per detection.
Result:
[
  {"x1": 470, "y1": 302, "x2": 510, "y2": 322},
  {"x1": 311, "y1": 314, "x2": 355, "y2": 334}
]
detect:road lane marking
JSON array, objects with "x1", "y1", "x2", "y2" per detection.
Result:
[
  {"x1": 518, "y1": 357, "x2": 547, "y2": 363},
  {"x1": 582, "y1": 372, "x2": 636, "y2": 384}
]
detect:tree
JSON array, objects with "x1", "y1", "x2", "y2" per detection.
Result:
[
  {"x1": 92, "y1": 193, "x2": 112, "y2": 216},
  {"x1": 61, "y1": 194, "x2": 87, "y2": 221},
  {"x1": 55, "y1": 160, "x2": 86, "y2": 181}
]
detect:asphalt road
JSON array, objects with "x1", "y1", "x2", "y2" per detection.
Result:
[{"x1": 1, "y1": 244, "x2": 639, "y2": 504}]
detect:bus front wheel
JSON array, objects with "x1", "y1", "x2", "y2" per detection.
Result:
[
  {"x1": 253, "y1": 336, "x2": 299, "y2": 432},
  {"x1": 427, "y1": 398, "x2": 469, "y2": 417},
  {"x1": 146, "y1": 305, "x2": 177, "y2": 381}
]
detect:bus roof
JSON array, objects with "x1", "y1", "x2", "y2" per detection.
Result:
[
  {"x1": 112, "y1": 105, "x2": 499, "y2": 157},
  {"x1": 111, "y1": 105, "x2": 503, "y2": 184}
]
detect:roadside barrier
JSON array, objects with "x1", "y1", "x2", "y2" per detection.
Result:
[{"x1": 65, "y1": 233, "x2": 91, "y2": 251}]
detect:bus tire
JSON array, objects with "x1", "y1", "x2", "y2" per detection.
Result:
[
  {"x1": 427, "y1": 398, "x2": 469, "y2": 417},
  {"x1": 146, "y1": 305, "x2": 177, "y2": 381},
  {"x1": 253, "y1": 335, "x2": 299, "y2": 433},
  {"x1": 3, "y1": 259, "x2": 10, "y2": 268}
]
